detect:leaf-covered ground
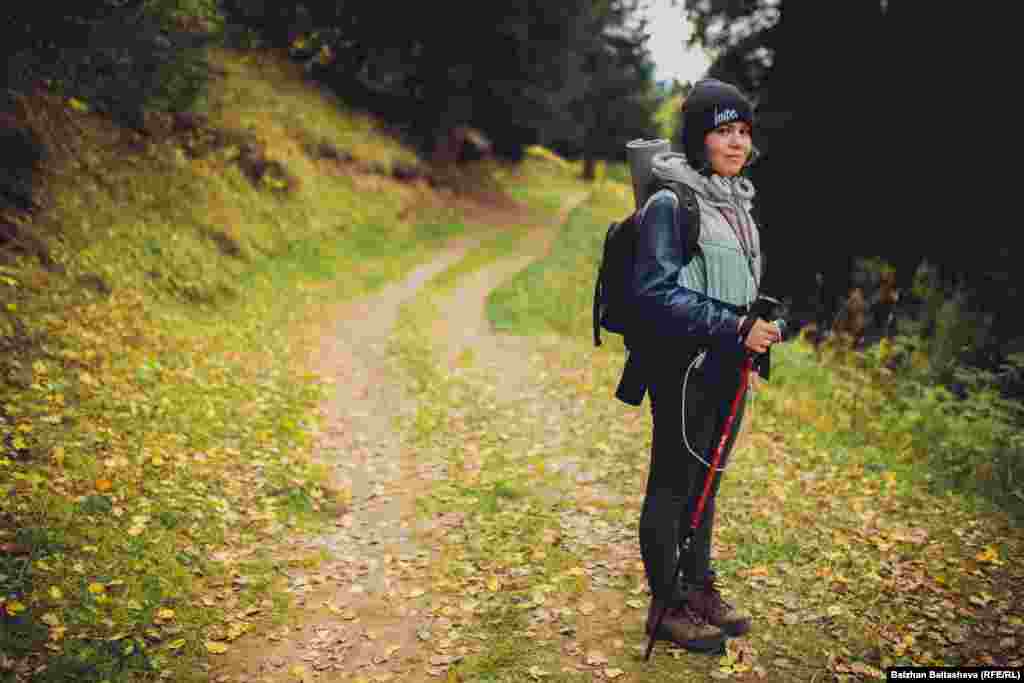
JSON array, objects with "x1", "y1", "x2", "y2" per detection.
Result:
[{"x1": 213, "y1": 174, "x2": 1022, "y2": 682}]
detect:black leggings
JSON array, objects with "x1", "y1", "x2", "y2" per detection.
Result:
[{"x1": 639, "y1": 346, "x2": 748, "y2": 602}]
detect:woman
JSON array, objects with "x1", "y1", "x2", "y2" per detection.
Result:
[{"x1": 632, "y1": 78, "x2": 780, "y2": 652}]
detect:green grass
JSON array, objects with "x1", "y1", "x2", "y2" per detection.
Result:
[{"x1": 486, "y1": 178, "x2": 631, "y2": 338}]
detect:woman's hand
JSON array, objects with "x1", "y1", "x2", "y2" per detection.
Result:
[{"x1": 743, "y1": 318, "x2": 781, "y2": 355}]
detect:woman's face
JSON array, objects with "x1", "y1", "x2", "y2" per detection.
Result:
[{"x1": 704, "y1": 121, "x2": 752, "y2": 177}]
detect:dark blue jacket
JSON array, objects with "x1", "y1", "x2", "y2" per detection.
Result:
[{"x1": 615, "y1": 192, "x2": 770, "y2": 406}]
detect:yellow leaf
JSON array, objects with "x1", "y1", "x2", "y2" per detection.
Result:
[
  {"x1": 975, "y1": 545, "x2": 1001, "y2": 565},
  {"x1": 12, "y1": 436, "x2": 27, "y2": 450},
  {"x1": 51, "y1": 446, "x2": 65, "y2": 466},
  {"x1": 5, "y1": 600, "x2": 27, "y2": 616},
  {"x1": 156, "y1": 608, "x2": 175, "y2": 622},
  {"x1": 49, "y1": 625, "x2": 67, "y2": 642},
  {"x1": 487, "y1": 576, "x2": 500, "y2": 592},
  {"x1": 49, "y1": 586, "x2": 63, "y2": 601},
  {"x1": 167, "y1": 638, "x2": 187, "y2": 650},
  {"x1": 527, "y1": 665, "x2": 549, "y2": 679},
  {"x1": 6, "y1": 303, "x2": 16, "y2": 312},
  {"x1": 225, "y1": 621, "x2": 249, "y2": 641},
  {"x1": 41, "y1": 612, "x2": 61, "y2": 626},
  {"x1": 68, "y1": 97, "x2": 90, "y2": 112},
  {"x1": 205, "y1": 641, "x2": 229, "y2": 654},
  {"x1": 88, "y1": 583, "x2": 106, "y2": 594}
]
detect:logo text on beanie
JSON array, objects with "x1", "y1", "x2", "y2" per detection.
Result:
[{"x1": 714, "y1": 108, "x2": 740, "y2": 127}]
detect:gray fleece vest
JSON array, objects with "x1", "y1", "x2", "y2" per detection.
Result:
[{"x1": 643, "y1": 188, "x2": 762, "y2": 310}]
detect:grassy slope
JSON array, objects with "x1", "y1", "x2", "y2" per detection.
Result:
[{"x1": 0, "y1": 47, "x2": 503, "y2": 683}]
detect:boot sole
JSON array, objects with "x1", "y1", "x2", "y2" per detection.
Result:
[
  {"x1": 718, "y1": 620, "x2": 751, "y2": 638},
  {"x1": 648, "y1": 626, "x2": 727, "y2": 653}
]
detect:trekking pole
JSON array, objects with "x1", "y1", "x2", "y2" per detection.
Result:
[
  {"x1": 645, "y1": 313, "x2": 786, "y2": 662},
  {"x1": 644, "y1": 353, "x2": 754, "y2": 662}
]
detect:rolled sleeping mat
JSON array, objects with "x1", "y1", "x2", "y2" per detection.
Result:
[{"x1": 626, "y1": 138, "x2": 671, "y2": 210}]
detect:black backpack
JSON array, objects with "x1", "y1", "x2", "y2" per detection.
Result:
[{"x1": 592, "y1": 180, "x2": 701, "y2": 347}]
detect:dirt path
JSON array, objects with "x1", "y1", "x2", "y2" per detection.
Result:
[{"x1": 212, "y1": 192, "x2": 587, "y2": 682}]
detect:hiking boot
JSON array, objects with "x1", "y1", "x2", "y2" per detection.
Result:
[
  {"x1": 683, "y1": 570, "x2": 751, "y2": 637},
  {"x1": 646, "y1": 598, "x2": 727, "y2": 653}
]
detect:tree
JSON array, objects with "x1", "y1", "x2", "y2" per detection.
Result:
[{"x1": 284, "y1": 0, "x2": 599, "y2": 162}]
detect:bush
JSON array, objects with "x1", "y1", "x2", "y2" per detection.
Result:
[{"x1": 6, "y1": 2, "x2": 223, "y2": 126}]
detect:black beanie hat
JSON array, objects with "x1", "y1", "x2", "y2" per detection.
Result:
[{"x1": 680, "y1": 78, "x2": 755, "y2": 173}]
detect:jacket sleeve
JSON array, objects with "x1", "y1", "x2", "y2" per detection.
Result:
[{"x1": 631, "y1": 192, "x2": 744, "y2": 346}]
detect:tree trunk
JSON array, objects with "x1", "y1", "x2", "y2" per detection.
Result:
[{"x1": 582, "y1": 155, "x2": 596, "y2": 181}]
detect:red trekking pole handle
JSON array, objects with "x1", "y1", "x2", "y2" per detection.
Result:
[{"x1": 644, "y1": 354, "x2": 754, "y2": 662}]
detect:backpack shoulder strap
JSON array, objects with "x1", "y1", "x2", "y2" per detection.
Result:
[{"x1": 645, "y1": 180, "x2": 700, "y2": 258}]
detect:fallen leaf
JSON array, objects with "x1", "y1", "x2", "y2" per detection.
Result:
[
  {"x1": 585, "y1": 651, "x2": 609, "y2": 666},
  {"x1": 4, "y1": 602, "x2": 27, "y2": 618},
  {"x1": 205, "y1": 641, "x2": 229, "y2": 654},
  {"x1": 605, "y1": 668, "x2": 625, "y2": 679},
  {"x1": 975, "y1": 545, "x2": 1003, "y2": 565}
]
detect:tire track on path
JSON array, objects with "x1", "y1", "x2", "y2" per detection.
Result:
[
  {"x1": 214, "y1": 191, "x2": 587, "y2": 682},
  {"x1": 214, "y1": 235, "x2": 479, "y2": 682}
]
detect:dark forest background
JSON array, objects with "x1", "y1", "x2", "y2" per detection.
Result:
[{"x1": 2, "y1": 0, "x2": 1018, "y2": 394}]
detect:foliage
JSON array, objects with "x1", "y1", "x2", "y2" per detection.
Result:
[
  {"x1": 5, "y1": 2, "x2": 224, "y2": 125},
  {"x1": 221, "y1": 0, "x2": 661, "y2": 163},
  {"x1": 653, "y1": 92, "x2": 684, "y2": 142},
  {"x1": 549, "y1": 0, "x2": 662, "y2": 174},
  {"x1": 0, "y1": 47, "x2": 482, "y2": 681}
]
